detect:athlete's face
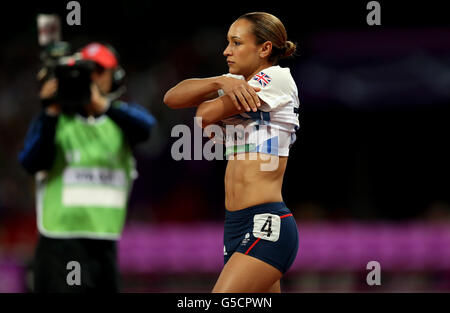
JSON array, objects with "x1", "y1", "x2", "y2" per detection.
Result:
[{"x1": 224, "y1": 19, "x2": 263, "y2": 79}]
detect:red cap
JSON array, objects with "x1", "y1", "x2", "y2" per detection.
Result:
[{"x1": 80, "y1": 42, "x2": 118, "y2": 69}]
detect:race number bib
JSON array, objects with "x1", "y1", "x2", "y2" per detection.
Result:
[{"x1": 253, "y1": 214, "x2": 281, "y2": 242}]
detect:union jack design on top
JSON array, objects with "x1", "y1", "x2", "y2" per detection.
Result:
[{"x1": 253, "y1": 72, "x2": 271, "y2": 87}]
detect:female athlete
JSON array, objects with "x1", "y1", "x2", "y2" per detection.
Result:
[{"x1": 164, "y1": 12, "x2": 300, "y2": 292}]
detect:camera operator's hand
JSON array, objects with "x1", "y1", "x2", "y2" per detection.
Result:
[
  {"x1": 87, "y1": 83, "x2": 109, "y2": 115},
  {"x1": 40, "y1": 79, "x2": 61, "y2": 116}
]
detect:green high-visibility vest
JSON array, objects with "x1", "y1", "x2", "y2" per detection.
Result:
[{"x1": 36, "y1": 112, "x2": 136, "y2": 240}]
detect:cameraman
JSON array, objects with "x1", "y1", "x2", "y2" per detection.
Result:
[{"x1": 19, "y1": 42, "x2": 156, "y2": 292}]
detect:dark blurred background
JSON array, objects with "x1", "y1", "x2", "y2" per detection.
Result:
[{"x1": 0, "y1": 0, "x2": 449, "y2": 292}]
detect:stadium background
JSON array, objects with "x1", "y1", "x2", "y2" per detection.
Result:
[{"x1": 0, "y1": 1, "x2": 449, "y2": 292}]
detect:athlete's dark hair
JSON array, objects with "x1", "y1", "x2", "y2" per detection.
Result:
[{"x1": 238, "y1": 12, "x2": 297, "y2": 64}]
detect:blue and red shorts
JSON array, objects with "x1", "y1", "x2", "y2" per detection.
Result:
[{"x1": 223, "y1": 202, "x2": 299, "y2": 274}]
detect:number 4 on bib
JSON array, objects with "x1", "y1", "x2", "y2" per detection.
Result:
[
  {"x1": 261, "y1": 216, "x2": 272, "y2": 237},
  {"x1": 253, "y1": 214, "x2": 281, "y2": 242}
]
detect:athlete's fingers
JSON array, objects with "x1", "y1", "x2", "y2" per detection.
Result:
[
  {"x1": 235, "y1": 91, "x2": 250, "y2": 112},
  {"x1": 246, "y1": 85, "x2": 261, "y2": 110},
  {"x1": 241, "y1": 87, "x2": 258, "y2": 112},
  {"x1": 231, "y1": 94, "x2": 242, "y2": 111},
  {"x1": 249, "y1": 86, "x2": 261, "y2": 108}
]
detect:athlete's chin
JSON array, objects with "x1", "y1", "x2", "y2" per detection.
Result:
[{"x1": 228, "y1": 66, "x2": 240, "y2": 75}]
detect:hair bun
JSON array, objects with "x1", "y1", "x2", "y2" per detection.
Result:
[{"x1": 284, "y1": 41, "x2": 296, "y2": 57}]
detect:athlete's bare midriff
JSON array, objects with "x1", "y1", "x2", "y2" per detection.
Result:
[{"x1": 224, "y1": 153, "x2": 288, "y2": 212}]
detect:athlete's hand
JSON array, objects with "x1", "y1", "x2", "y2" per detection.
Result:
[{"x1": 219, "y1": 76, "x2": 261, "y2": 112}]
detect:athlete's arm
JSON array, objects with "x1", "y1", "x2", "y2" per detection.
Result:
[
  {"x1": 163, "y1": 77, "x2": 219, "y2": 109},
  {"x1": 164, "y1": 76, "x2": 260, "y2": 111},
  {"x1": 196, "y1": 94, "x2": 264, "y2": 128}
]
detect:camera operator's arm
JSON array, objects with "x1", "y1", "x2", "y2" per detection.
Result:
[
  {"x1": 105, "y1": 101, "x2": 156, "y2": 146},
  {"x1": 89, "y1": 84, "x2": 155, "y2": 146},
  {"x1": 19, "y1": 110, "x2": 59, "y2": 174},
  {"x1": 19, "y1": 79, "x2": 60, "y2": 174}
]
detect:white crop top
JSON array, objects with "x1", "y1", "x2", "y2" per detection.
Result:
[{"x1": 217, "y1": 65, "x2": 300, "y2": 157}]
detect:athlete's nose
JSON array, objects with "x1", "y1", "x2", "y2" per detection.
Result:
[{"x1": 223, "y1": 44, "x2": 232, "y2": 57}]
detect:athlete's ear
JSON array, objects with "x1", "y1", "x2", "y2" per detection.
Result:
[{"x1": 259, "y1": 41, "x2": 272, "y2": 59}]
